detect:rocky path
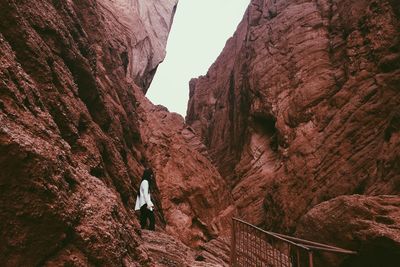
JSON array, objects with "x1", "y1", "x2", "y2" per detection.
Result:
[{"x1": 139, "y1": 230, "x2": 230, "y2": 266}]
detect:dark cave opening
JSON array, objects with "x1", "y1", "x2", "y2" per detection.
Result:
[
  {"x1": 253, "y1": 114, "x2": 276, "y2": 135},
  {"x1": 253, "y1": 114, "x2": 279, "y2": 151},
  {"x1": 340, "y1": 237, "x2": 400, "y2": 267}
]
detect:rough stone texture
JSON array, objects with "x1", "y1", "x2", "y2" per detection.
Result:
[
  {"x1": 140, "y1": 230, "x2": 229, "y2": 266},
  {"x1": 197, "y1": 237, "x2": 231, "y2": 266},
  {"x1": 187, "y1": 0, "x2": 400, "y2": 232},
  {"x1": 296, "y1": 195, "x2": 400, "y2": 267},
  {"x1": 98, "y1": 0, "x2": 178, "y2": 91},
  {"x1": 0, "y1": 0, "x2": 147, "y2": 264},
  {"x1": 0, "y1": 0, "x2": 235, "y2": 265},
  {"x1": 134, "y1": 90, "x2": 236, "y2": 247}
]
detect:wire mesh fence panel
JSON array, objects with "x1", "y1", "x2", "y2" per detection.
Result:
[
  {"x1": 231, "y1": 219, "x2": 293, "y2": 267},
  {"x1": 231, "y1": 218, "x2": 357, "y2": 267}
]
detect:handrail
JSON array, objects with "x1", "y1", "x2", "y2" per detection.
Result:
[
  {"x1": 272, "y1": 232, "x2": 357, "y2": 255},
  {"x1": 233, "y1": 218, "x2": 310, "y2": 251},
  {"x1": 230, "y1": 217, "x2": 357, "y2": 267},
  {"x1": 233, "y1": 217, "x2": 311, "y2": 251},
  {"x1": 302, "y1": 244, "x2": 357, "y2": 255}
]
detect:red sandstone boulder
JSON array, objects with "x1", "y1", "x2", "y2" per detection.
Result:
[{"x1": 295, "y1": 195, "x2": 400, "y2": 267}]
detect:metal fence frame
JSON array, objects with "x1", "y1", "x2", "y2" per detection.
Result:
[{"x1": 230, "y1": 218, "x2": 356, "y2": 267}]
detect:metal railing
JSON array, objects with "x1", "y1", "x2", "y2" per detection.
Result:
[{"x1": 230, "y1": 218, "x2": 356, "y2": 267}]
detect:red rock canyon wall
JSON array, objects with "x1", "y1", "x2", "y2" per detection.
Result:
[
  {"x1": 187, "y1": 0, "x2": 400, "y2": 234},
  {"x1": 0, "y1": 0, "x2": 235, "y2": 265}
]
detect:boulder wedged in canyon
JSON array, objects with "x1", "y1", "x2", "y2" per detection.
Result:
[
  {"x1": 187, "y1": 0, "x2": 400, "y2": 232},
  {"x1": 0, "y1": 0, "x2": 234, "y2": 265},
  {"x1": 295, "y1": 195, "x2": 400, "y2": 267}
]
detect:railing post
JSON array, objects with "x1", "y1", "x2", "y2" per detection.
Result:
[
  {"x1": 297, "y1": 248, "x2": 301, "y2": 267},
  {"x1": 230, "y1": 218, "x2": 236, "y2": 266},
  {"x1": 308, "y1": 251, "x2": 314, "y2": 267}
]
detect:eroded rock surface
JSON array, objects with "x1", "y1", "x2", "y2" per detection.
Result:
[
  {"x1": 140, "y1": 230, "x2": 229, "y2": 266},
  {"x1": 98, "y1": 0, "x2": 178, "y2": 90},
  {"x1": 134, "y1": 90, "x2": 236, "y2": 247},
  {"x1": 0, "y1": 0, "x2": 235, "y2": 265},
  {"x1": 187, "y1": 0, "x2": 400, "y2": 231},
  {"x1": 296, "y1": 195, "x2": 400, "y2": 267}
]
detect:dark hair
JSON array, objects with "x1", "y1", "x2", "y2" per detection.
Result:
[{"x1": 138, "y1": 168, "x2": 153, "y2": 196}]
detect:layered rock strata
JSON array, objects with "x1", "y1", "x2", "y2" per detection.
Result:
[
  {"x1": 140, "y1": 230, "x2": 230, "y2": 266},
  {"x1": 0, "y1": 0, "x2": 234, "y2": 265},
  {"x1": 134, "y1": 89, "x2": 236, "y2": 247},
  {"x1": 98, "y1": 0, "x2": 178, "y2": 90},
  {"x1": 187, "y1": 0, "x2": 400, "y2": 232},
  {"x1": 296, "y1": 195, "x2": 400, "y2": 267}
]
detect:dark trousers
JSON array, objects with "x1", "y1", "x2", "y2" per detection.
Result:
[{"x1": 140, "y1": 204, "x2": 155, "y2": 230}]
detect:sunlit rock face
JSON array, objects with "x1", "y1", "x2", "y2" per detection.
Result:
[
  {"x1": 296, "y1": 195, "x2": 400, "y2": 267},
  {"x1": 98, "y1": 0, "x2": 178, "y2": 90},
  {"x1": 187, "y1": 0, "x2": 400, "y2": 231},
  {"x1": 0, "y1": 0, "x2": 234, "y2": 265}
]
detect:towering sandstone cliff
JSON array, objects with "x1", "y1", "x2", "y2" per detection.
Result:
[
  {"x1": 0, "y1": 0, "x2": 235, "y2": 265},
  {"x1": 187, "y1": 0, "x2": 400, "y2": 261},
  {"x1": 2, "y1": 0, "x2": 399, "y2": 265}
]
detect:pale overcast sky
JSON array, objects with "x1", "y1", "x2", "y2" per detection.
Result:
[{"x1": 147, "y1": 0, "x2": 250, "y2": 117}]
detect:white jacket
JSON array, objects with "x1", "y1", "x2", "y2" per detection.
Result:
[{"x1": 135, "y1": 180, "x2": 154, "y2": 211}]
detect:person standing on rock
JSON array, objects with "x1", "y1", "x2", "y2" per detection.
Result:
[{"x1": 135, "y1": 168, "x2": 155, "y2": 231}]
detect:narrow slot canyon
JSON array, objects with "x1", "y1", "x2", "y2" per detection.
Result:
[{"x1": 0, "y1": 0, "x2": 399, "y2": 266}]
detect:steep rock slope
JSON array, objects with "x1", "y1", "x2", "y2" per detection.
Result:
[
  {"x1": 0, "y1": 0, "x2": 176, "y2": 265},
  {"x1": 0, "y1": 0, "x2": 234, "y2": 265},
  {"x1": 187, "y1": 0, "x2": 400, "y2": 231},
  {"x1": 134, "y1": 89, "x2": 236, "y2": 247}
]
